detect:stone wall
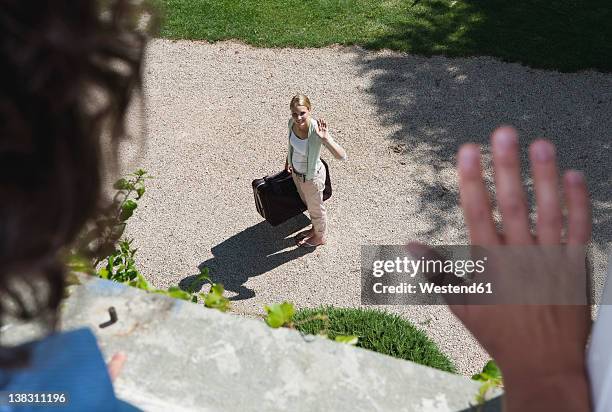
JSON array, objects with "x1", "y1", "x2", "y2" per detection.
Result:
[{"x1": 3, "y1": 275, "x2": 502, "y2": 411}]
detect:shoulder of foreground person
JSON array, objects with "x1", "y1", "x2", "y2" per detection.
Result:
[{"x1": 0, "y1": 328, "x2": 139, "y2": 411}]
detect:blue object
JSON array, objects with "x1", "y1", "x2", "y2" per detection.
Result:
[{"x1": 0, "y1": 328, "x2": 139, "y2": 411}]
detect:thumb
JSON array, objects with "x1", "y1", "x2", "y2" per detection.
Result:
[{"x1": 107, "y1": 352, "x2": 127, "y2": 382}]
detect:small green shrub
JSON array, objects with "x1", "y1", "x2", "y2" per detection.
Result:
[
  {"x1": 264, "y1": 302, "x2": 296, "y2": 328},
  {"x1": 472, "y1": 359, "x2": 503, "y2": 405},
  {"x1": 294, "y1": 306, "x2": 455, "y2": 373},
  {"x1": 68, "y1": 169, "x2": 230, "y2": 312},
  {"x1": 264, "y1": 301, "x2": 359, "y2": 346}
]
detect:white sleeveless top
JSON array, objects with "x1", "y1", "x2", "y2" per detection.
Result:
[{"x1": 290, "y1": 129, "x2": 322, "y2": 174}]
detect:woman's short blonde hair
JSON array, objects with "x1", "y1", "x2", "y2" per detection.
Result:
[{"x1": 290, "y1": 94, "x2": 312, "y2": 110}]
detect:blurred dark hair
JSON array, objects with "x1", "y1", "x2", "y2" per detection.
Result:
[{"x1": 0, "y1": 0, "x2": 152, "y2": 367}]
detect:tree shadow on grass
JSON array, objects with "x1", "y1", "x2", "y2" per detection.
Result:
[
  {"x1": 366, "y1": 0, "x2": 612, "y2": 73},
  {"x1": 179, "y1": 214, "x2": 313, "y2": 300}
]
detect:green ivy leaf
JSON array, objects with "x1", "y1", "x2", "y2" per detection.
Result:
[
  {"x1": 165, "y1": 286, "x2": 192, "y2": 301},
  {"x1": 210, "y1": 283, "x2": 224, "y2": 295},
  {"x1": 334, "y1": 335, "x2": 359, "y2": 345},
  {"x1": 126, "y1": 269, "x2": 139, "y2": 281},
  {"x1": 185, "y1": 268, "x2": 212, "y2": 294},
  {"x1": 98, "y1": 268, "x2": 109, "y2": 279},
  {"x1": 264, "y1": 301, "x2": 295, "y2": 328},
  {"x1": 472, "y1": 359, "x2": 503, "y2": 405},
  {"x1": 113, "y1": 178, "x2": 130, "y2": 190},
  {"x1": 482, "y1": 360, "x2": 501, "y2": 379},
  {"x1": 120, "y1": 200, "x2": 138, "y2": 221},
  {"x1": 472, "y1": 360, "x2": 502, "y2": 383},
  {"x1": 197, "y1": 267, "x2": 212, "y2": 283},
  {"x1": 203, "y1": 283, "x2": 230, "y2": 312}
]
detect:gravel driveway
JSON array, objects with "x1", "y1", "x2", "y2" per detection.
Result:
[{"x1": 122, "y1": 39, "x2": 612, "y2": 375}]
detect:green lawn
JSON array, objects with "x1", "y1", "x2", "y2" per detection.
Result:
[
  {"x1": 294, "y1": 307, "x2": 456, "y2": 373},
  {"x1": 153, "y1": 0, "x2": 611, "y2": 72}
]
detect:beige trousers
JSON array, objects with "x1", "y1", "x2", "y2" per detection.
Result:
[{"x1": 292, "y1": 165, "x2": 327, "y2": 237}]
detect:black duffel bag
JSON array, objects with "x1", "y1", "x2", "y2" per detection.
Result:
[{"x1": 252, "y1": 158, "x2": 332, "y2": 226}]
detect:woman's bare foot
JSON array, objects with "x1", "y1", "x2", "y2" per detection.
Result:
[
  {"x1": 296, "y1": 234, "x2": 326, "y2": 248},
  {"x1": 295, "y1": 228, "x2": 315, "y2": 242}
]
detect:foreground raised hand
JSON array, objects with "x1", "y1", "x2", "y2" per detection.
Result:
[{"x1": 411, "y1": 126, "x2": 592, "y2": 411}]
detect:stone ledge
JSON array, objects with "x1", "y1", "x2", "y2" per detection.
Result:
[{"x1": 5, "y1": 275, "x2": 503, "y2": 411}]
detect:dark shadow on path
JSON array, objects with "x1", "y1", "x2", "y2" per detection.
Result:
[
  {"x1": 179, "y1": 214, "x2": 313, "y2": 300},
  {"x1": 354, "y1": 44, "x2": 611, "y2": 257}
]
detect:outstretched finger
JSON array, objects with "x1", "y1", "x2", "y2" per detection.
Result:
[
  {"x1": 491, "y1": 126, "x2": 533, "y2": 244},
  {"x1": 107, "y1": 352, "x2": 127, "y2": 382},
  {"x1": 563, "y1": 171, "x2": 591, "y2": 245},
  {"x1": 529, "y1": 140, "x2": 562, "y2": 244},
  {"x1": 457, "y1": 144, "x2": 498, "y2": 245}
]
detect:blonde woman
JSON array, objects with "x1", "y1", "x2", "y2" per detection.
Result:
[{"x1": 285, "y1": 94, "x2": 347, "y2": 247}]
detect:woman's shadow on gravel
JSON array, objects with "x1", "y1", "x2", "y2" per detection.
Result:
[{"x1": 179, "y1": 214, "x2": 312, "y2": 300}]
